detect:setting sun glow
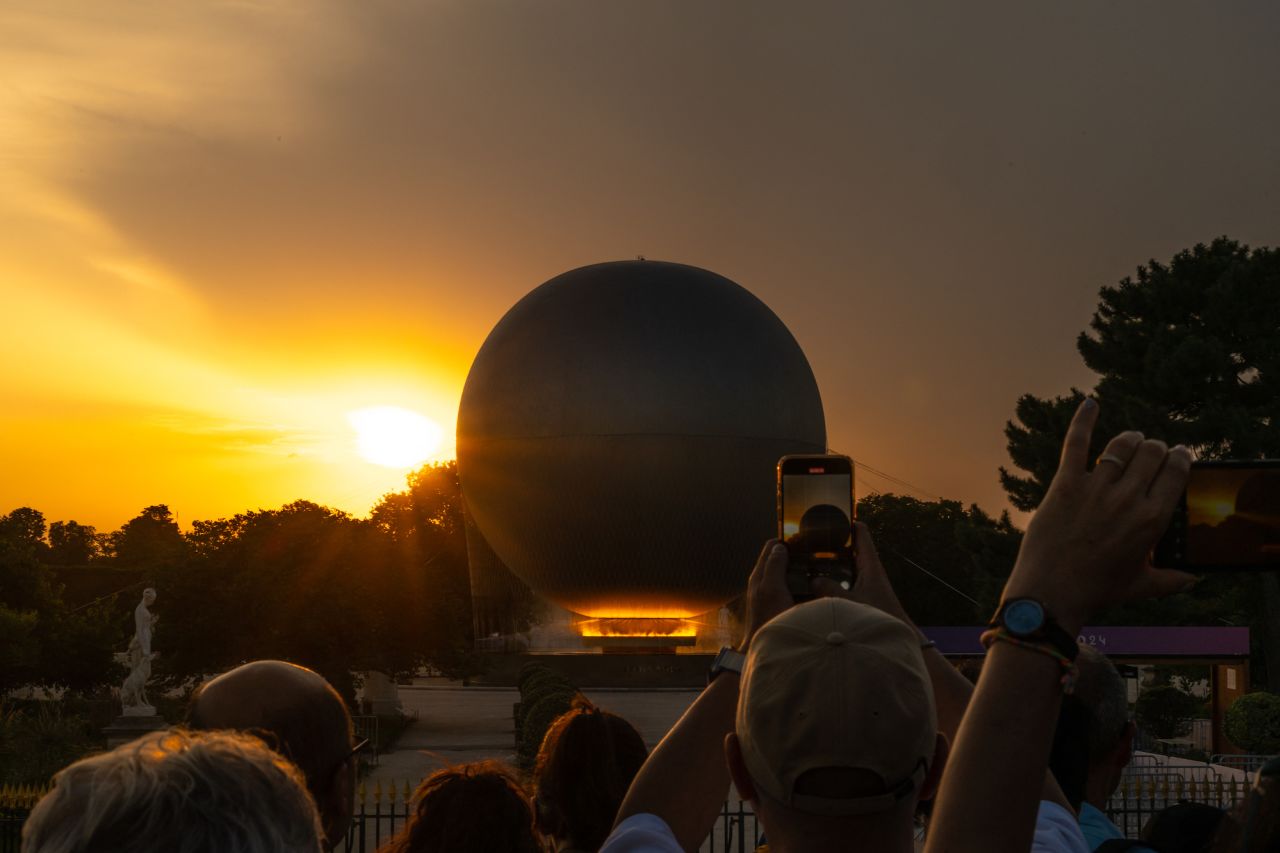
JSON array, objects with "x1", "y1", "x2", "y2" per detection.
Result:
[{"x1": 348, "y1": 406, "x2": 443, "y2": 469}]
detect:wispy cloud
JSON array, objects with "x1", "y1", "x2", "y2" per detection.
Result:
[{"x1": 147, "y1": 411, "x2": 331, "y2": 459}]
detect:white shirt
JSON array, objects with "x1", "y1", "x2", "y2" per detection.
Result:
[
  {"x1": 599, "y1": 814, "x2": 682, "y2": 853},
  {"x1": 600, "y1": 801, "x2": 1090, "y2": 853}
]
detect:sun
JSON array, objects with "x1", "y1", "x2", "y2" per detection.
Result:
[{"x1": 347, "y1": 406, "x2": 443, "y2": 468}]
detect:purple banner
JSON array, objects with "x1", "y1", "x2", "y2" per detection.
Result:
[{"x1": 921, "y1": 626, "x2": 1250, "y2": 657}]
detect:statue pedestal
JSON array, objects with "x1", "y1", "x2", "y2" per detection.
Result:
[{"x1": 103, "y1": 713, "x2": 167, "y2": 748}]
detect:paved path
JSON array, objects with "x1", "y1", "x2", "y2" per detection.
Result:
[{"x1": 365, "y1": 682, "x2": 703, "y2": 788}]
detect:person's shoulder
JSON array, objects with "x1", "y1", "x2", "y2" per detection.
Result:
[
  {"x1": 1078, "y1": 801, "x2": 1125, "y2": 843},
  {"x1": 1033, "y1": 800, "x2": 1091, "y2": 853},
  {"x1": 598, "y1": 813, "x2": 683, "y2": 853},
  {"x1": 1094, "y1": 841, "x2": 1158, "y2": 853}
]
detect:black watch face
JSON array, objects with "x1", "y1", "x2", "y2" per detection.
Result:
[{"x1": 1004, "y1": 599, "x2": 1046, "y2": 636}]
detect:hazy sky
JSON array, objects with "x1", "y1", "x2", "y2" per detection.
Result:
[{"x1": 3, "y1": 1, "x2": 1279, "y2": 532}]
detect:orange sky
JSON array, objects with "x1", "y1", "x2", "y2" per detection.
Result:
[{"x1": 3, "y1": 2, "x2": 1279, "y2": 533}]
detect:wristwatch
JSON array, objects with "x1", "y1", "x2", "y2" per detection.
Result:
[
  {"x1": 989, "y1": 598, "x2": 1079, "y2": 661},
  {"x1": 707, "y1": 647, "x2": 746, "y2": 684}
]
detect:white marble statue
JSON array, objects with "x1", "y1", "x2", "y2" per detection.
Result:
[
  {"x1": 121, "y1": 588, "x2": 159, "y2": 716},
  {"x1": 717, "y1": 606, "x2": 732, "y2": 647}
]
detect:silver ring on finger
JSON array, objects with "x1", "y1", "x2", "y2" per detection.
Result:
[{"x1": 1095, "y1": 452, "x2": 1127, "y2": 469}]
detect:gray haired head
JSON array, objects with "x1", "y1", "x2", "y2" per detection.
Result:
[
  {"x1": 1074, "y1": 645, "x2": 1130, "y2": 760},
  {"x1": 22, "y1": 728, "x2": 323, "y2": 853}
]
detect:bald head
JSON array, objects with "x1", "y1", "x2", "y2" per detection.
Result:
[{"x1": 189, "y1": 661, "x2": 354, "y2": 848}]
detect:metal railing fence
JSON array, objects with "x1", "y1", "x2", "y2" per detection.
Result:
[
  {"x1": 2, "y1": 769, "x2": 1266, "y2": 853},
  {"x1": 1, "y1": 811, "x2": 24, "y2": 853},
  {"x1": 1212, "y1": 754, "x2": 1274, "y2": 777},
  {"x1": 351, "y1": 715, "x2": 381, "y2": 767},
  {"x1": 1104, "y1": 772, "x2": 1251, "y2": 838},
  {"x1": 1, "y1": 786, "x2": 48, "y2": 853},
  {"x1": 341, "y1": 781, "x2": 414, "y2": 852},
  {"x1": 337, "y1": 784, "x2": 762, "y2": 853}
]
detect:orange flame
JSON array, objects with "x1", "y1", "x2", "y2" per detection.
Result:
[{"x1": 577, "y1": 617, "x2": 698, "y2": 638}]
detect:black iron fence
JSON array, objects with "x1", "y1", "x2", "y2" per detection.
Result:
[
  {"x1": 706, "y1": 800, "x2": 764, "y2": 853},
  {"x1": 1, "y1": 809, "x2": 25, "y2": 853},
  {"x1": 341, "y1": 769, "x2": 1261, "y2": 852},
  {"x1": 338, "y1": 784, "x2": 762, "y2": 853},
  {"x1": 1104, "y1": 761, "x2": 1256, "y2": 838},
  {"x1": 0, "y1": 786, "x2": 44, "y2": 853},
  {"x1": 351, "y1": 715, "x2": 381, "y2": 767},
  {"x1": 1, "y1": 765, "x2": 1266, "y2": 853}
]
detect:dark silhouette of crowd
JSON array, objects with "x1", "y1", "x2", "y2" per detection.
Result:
[{"x1": 19, "y1": 403, "x2": 1280, "y2": 853}]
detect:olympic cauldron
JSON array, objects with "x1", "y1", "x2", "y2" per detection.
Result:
[{"x1": 457, "y1": 261, "x2": 826, "y2": 633}]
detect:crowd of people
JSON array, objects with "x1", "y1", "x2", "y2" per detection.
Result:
[{"x1": 19, "y1": 402, "x2": 1280, "y2": 852}]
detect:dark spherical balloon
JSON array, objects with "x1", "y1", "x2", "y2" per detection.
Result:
[{"x1": 457, "y1": 261, "x2": 826, "y2": 617}]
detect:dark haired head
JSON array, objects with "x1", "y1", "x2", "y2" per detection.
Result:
[
  {"x1": 380, "y1": 761, "x2": 541, "y2": 853},
  {"x1": 532, "y1": 696, "x2": 649, "y2": 851},
  {"x1": 1141, "y1": 802, "x2": 1225, "y2": 853}
]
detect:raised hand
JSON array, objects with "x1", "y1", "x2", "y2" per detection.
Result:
[
  {"x1": 1001, "y1": 398, "x2": 1195, "y2": 634},
  {"x1": 737, "y1": 540, "x2": 792, "y2": 652}
]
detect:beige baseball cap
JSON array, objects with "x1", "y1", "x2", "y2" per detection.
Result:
[{"x1": 736, "y1": 598, "x2": 937, "y2": 816}]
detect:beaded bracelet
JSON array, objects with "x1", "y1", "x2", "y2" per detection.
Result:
[{"x1": 980, "y1": 627, "x2": 1079, "y2": 695}]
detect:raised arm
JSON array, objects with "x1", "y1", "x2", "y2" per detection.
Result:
[
  {"x1": 840, "y1": 523, "x2": 976, "y2": 740},
  {"x1": 842, "y1": 523, "x2": 1070, "y2": 809},
  {"x1": 612, "y1": 541, "x2": 792, "y2": 852},
  {"x1": 923, "y1": 399, "x2": 1194, "y2": 853}
]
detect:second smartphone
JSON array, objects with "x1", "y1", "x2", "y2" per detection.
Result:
[
  {"x1": 1154, "y1": 460, "x2": 1280, "y2": 571},
  {"x1": 777, "y1": 454, "x2": 856, "y2": 602}
]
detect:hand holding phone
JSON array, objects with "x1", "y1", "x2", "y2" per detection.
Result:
[
  {"x1": 777, "y1": 454, "x2": 856, "y2": 602},
  {"x1": 1154, "y1": 460, "x2": 1280, "y2": 571}
]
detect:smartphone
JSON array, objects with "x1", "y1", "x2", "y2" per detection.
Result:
[
  {"x1": 1154, "y1": 460, "x2": 1280, "y2": 571},
  {"x1": 777, "y1": 454, "x2": 856, "y2": 602}
]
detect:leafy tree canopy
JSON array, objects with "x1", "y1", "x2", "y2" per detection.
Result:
[
  {"x1": 0, "y1": 509, "x2": 119, "y2": 693},
  {"x1": 1134, "y1": 684, "x2": 1202, "y2": 740},
  {"x1": 999, "y1": 237, "x2": 1280, "y2": 687},
  {"x1": 1224, "y1": 691, "x2": 1280, "y2": 754},
  {"x1": 1002, "y1": 237, "x2": 1280, "y2": 510},
  {"x1": 855, "y1": 494, "x2": 1022, "y2": 625},
  {"x1": 0, "y1": 508, "x2": 48, "y2": 558},
  {"x1": 161, "y1": 464, "x2": 476, "y2": 701},
  {"x1": 109, "y1": 504, "x2": 186, "y2": 570},
  {"x1": 47, "y1": 520, "x2": 98, "y2": 566}
]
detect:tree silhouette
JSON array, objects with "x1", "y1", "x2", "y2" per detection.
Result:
[
  {"x1": 1000, "y1": 237, "x2": 1280, "y2": 687},
  {"x1": 0, "y1": 509, "x2": 118, "y2": 693},
  {"x1": 47, "y1": 520, "x2": 98, "y2": 566},
  {"x1": 110, "y1": 505, "x2": 186, "y2": 571},
  {"x1": 159, "y1": 466, "x2": 478, "y2": 701},
  {"x1": 369, "y1": 462, "x2": 481, "y2": 677},
  {"x1": 1002, "y1": 238, "x2": 1280, "y2": 509},
  {"x1": 856, "y1": 494, "x2": 1021, "y2": 625},
  {"x1": 0, "y1": 507, "x2": 48, "y2": 559}
]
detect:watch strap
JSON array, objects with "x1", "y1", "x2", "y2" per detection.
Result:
[
  {"x1": 708, "y1": 647, "x2": 746, "y2": 684},
  {"x1": 990, "y1": 598, "x2": 1079, "y2": 662}
]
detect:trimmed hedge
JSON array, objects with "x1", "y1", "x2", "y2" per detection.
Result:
[
  {"x1": 518, "y1": 691, "x2": 578, "y2": 768},
  {"x1": 521, "y1": 669, "x2": 571, "y2": 695},
  {"x1": 1225, "y1": 691, "x2": 1280, "y2": 755},
  {"x1": 517, "y1": 663, "x2": 553, "y2": 693},
  {"x1": 517, "y1": 677, "x2": 576, "y2": 730}
]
